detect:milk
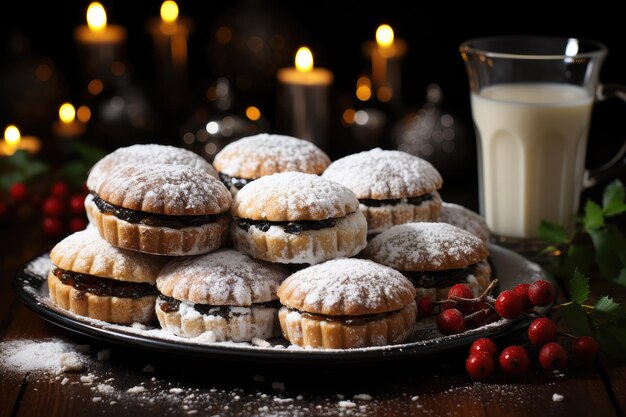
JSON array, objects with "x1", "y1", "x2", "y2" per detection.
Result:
[{"x1": 471, "y1": 83, "x2": 593, "y2": 238}]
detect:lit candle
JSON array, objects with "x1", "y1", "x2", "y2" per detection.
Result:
[
  {"x1": 74, "y1": 2, "x2": 127, "y2": 85},
  {"x1": 52, "y1": 103, "x2": 87, "y2": 139},
  {"x1": 362, "y1": 24, "x2": 407, "y2": 105},
  {"x1": 0, "y1": 125, "x2": 41, "y2": 156},
  {"x1": 147, "y1": 1, "x2": 192, "y2": 103},
  {"x1": 276, "y1": 47, "x2": 334, "y2": 148}
]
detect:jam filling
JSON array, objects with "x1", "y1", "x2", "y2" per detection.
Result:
[
  {"x1": 54, "y1": 268, "x2": 158, "y2": 298},
  {"x1": 359, "y1": 193, "x2": 434, "y2": 208},
  {"x1": 219, "y1": 173, "x2": 255, "y2": 191},
  {"x1": 291, "y1": 307, "x2": 402, "y2": 325},
  {"x1": 237, "y1": 218, "x2": 336, "y2": 235},
  {"x1": 402, "y1": 263, "x2": 479, "y2": 289},
  {"x1": 158, "y1": 295, "x2": 280, "y2": 318},
  {"x1": 92, "y1": 194, "x2": 221, "y2": 229}
]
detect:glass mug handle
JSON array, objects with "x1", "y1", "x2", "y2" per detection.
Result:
[{"x1": 583, "y1": 83, "x2": 626, "y2": 188}]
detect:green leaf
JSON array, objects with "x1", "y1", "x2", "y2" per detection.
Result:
[
  {"x1": 591, "y1": 296, "x2": 626, "y2": 322},
  {"x1": 538, "y1": 220, "x2": 569, "y2": 243},
  {"x1": 559, "y1": 303, "x2": 592, "y2": 336},
  {"x1": 588, "y1": 226, "x2": 625, "y2": 278},
  {"x1": 616, "y1": 268, "x2": 626, "y2": 287},
  {"x1": 72, "y1": 142, "x2": 107, "y2": 165},
  {"x1": 584, "y1": 200, "x2": 604, "y2": 230},
  {"x1": 560, "y1": 243, "x2": 594, "y2": 278},
  {"x1": 569, "y1": 270, "x2": 590, "y2": 304},
  {"x1": 603, "y1": 179, "x2": 626, "y2": 217},
  {"x1": 62, "y1": 161, "x2": 91, "y2": 188},
  {"x1": 598, "y1": 320, "x2": 626, "y2": 358}
]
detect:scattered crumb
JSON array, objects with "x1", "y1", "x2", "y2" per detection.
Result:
[
  {"x1": 296, "y1": 395, "x2": 303, "y2": 400},
  {"x1": 170, "y1": 388, "x2": 184, "y2": 395},
  {"x1": 258, "y1": 406, "x2": 269, "y2": 412},
  {"x1": 273, "y1": 398, "x2": 293, "y2": 404},
  {"x1": 92, "y1": 397, "x2": 102, "y2": 403},
  {"x1": 552, "y1": 393, "x2": 564, "y2": 402},
  {"x1": 251, "y1": 337, "x2": 271, "y2": 348},
  {"x1": 58, "y1": 352, "x2": 85, "y2": 373},
  {"x1": 80, "y1": 375, "x2": 96, "y2": 384},
  {"x1": 338, "y1": 400, "x2": 357, "y2": 408},
  {"x1": 60, "y1": 378, "x2": 69, "y2": 385},
  {"x1": 110, "y1": 401, "x2": 117, "y2": 405},
  {"x1": 187, "y1": 411, "x2": 197, "y2": 415},
  {"x1": 353, "y1": 394, "x2": 373, "y2": 401},
  {"x1": 143, "y1": 364, "x2": 155, "y2": 373},
  {"x1": 96, "y1": 384, "x2": 115, "y2": 395},
  {"x1": 97, "y1": 349, "x2": 110, "y2": 361},
  {"x1": 411, "y1": 396, "x2": 419, "y2": 401},
  {"x1": 127, "y1": 386, "x2": 146, "y2": 394},
  {"x1": 336, "y1": 394, "x2": 345, "y2": 400},
  {"x1": 272, "y1": 381, "x2": 285, "y2": 392}
]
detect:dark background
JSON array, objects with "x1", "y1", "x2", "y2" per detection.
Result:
[{"x1": 2, "y1": 0, "x2": 626, "y2": 208}]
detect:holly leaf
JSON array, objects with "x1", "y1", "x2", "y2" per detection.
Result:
[
  {"x1": 588, "y1": 226, "x2": 625, "y2": 279},
  {"x1": 598, "y1": 320, "x2": 626, "y2": 358},
  {"x1": 616, "y1": 268, "x2": 626, "y2": 287},
  {"x1": 538, "y1": 220, "x2": 569, "y2": 243},
  {"x1": 560, "y1": 243, "x2": 594, "y2": 278},
  {"x1": 603, "y1": 180, "x2": 626, "y2": 217},
  {"x1": 569, "y1": 270, "x2": 590, "y2": 304},
  {"x1": 72, "y1": 142, "x2": 107, "y2": 166},
  {"x1": 584, "y1": 200, "x2": 604, "y2": 230},
  {"x1": 559, "y1": 303, "x2": 592, "y2": 336},
  {"x1": 591, "y1": 296, "x2": 626, "y2": 322}
]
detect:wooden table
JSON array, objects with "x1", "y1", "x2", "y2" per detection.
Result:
[{"x1": 1, "y1": 231, "x2": 625, "y2": 417}]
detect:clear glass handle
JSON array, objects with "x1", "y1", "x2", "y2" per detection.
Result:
[{"x1": 583, "y1": 83, "x2": 626, "y2": 188}]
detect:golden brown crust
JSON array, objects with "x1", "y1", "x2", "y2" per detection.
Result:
[
  {"x1": 412, "y1": 260, "x2": 492, "y2": 301},
  {"x1": 231, "y1": 172, "x2": 360, "y2": 222},
  {"x1": 87, "y1": 201, "x2": 230, "y2": 256},
  {"x1": 278, "y1": 302, "x2": 417, "y2": 349},
  {"x1": 361, "y1": 192, "x2": 442, "y2": 235},
  {"x1": 49, "y1": 228, "x2": 167, "y2": 283},
  {"x1": 230, "y1": 211, "x2": 367, "y2": 264},
  {"x1": 96, "y1": 164, "x2": 231, "y2": 216},
  {"x1": 48, "y1": 273, "x2": 155, "y2": 324},
  {"x1": 155, "y1": 299, "x2": 280, "y2": 341}
]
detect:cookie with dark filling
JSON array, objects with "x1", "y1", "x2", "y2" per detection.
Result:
[
  {"x1": 230, "y1": 172, "x2": 367, "y2": 265},
  {"x1": 362, "y1": 222, "x2": 491, "y2": 302},
  {"x1": 322, "y1": 148, "x2": 443, "y2": 235},
  {"x1": 213, "y1": 133, "x2": 331, "y2": 194},
  {"x1": 48, "y1": 228, "x2": 168, "y2": 324}
]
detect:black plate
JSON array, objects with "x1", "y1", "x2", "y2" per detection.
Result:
[{"x1": 12, "y1": 245, "x2": 551, "y2": 364}]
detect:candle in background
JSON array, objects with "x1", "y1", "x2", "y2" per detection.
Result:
[
  {"x1": 362, "y1": 24, "x2": 407, "y2": 107},
  {"x1": 147, "y1": 1, "x2": 192, "y2": 107},
  {"x1": 0, "y1": 125, "x2": 41, "y2": 156},
  {"x1": 74, "y1": 2, "x2": 127, "y2": 86},
  {"x1": 52, "y1": 103, "x2": 87, "y2": 139},
  {"x1": 276, "y1": 46, "x2": 333, "y2": 149}
]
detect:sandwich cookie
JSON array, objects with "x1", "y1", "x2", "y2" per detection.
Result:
[
  {"x1": 230, "y1": 172, "x2": 367, "y2": 264},
  {"x1": 87, "y1": 164, "x2": 232, "y2": 256},
  {"x1": 156, "y1": 249, "x2": 289, "y2": 341},
  {"x1": 322, "y1": 148, "x2": 443, "y2": 234},
  {"x1": 213, "y1": 133, "x2": 331, "y2": 194},
  {"x1": 438, "y1": 202, "x2": 490, "y2": 242},
  {"x1": 278, "y1": 258, "x2": 417, "y2": 349},
  {"x1": 362, "y1": 222, "x2": 491, "y2": 301},
  {"x1": 48, "y1": 228, "x2": 168, "y2": 324}
]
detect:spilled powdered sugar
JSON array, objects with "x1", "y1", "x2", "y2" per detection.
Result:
[
  {"x1": 87, "y1": 144, "x2": 217, "y2": 191},
  {"x1": 438, "y1": 202, "x2": 491, "y2": 242},
  {"x1": 213, "y1": 134, "x2": 330, "y2": 178},
  {"x1": 363, "y1": 222, "x2": 487, "y2": 270},
  {"x1": 157, "y1": 249, "x2": 288, "y2": 305},
  {"x1": 322, "y1": 148, "x2": 442, "y2": 199},
  {"x1": 0, "y1": 338, "x2": 90, "y2": 373},
  {"x1": 233, "y1": 172, "x2": 359, "y2": 221}
]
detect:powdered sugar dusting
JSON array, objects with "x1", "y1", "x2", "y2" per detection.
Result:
[
  {"x1": 157, "y1": 249, "x2": 288, "y2": 305},
  {"x1": 0, "y1": 338, "x2": 90, "y2": 373},
  {"x1": 214, "y1": 134, "x2": 330, "y2": 178},
  {"x1": 278, "y1": 259, "x2": 415, "y2": 316},
  {"x1": 232, "y1": 172, "x2": 359, "y2": 221},
  {"x1": 87, "y1": 144, "x2": 217, "y2": 191},
  {"x1": 322, "y1": 148, "x2": 442, "y2": 199},
  {"x1": 96, "y1": 164, "x2": 231, "y2": 216},
  {"x1": 363, "y1": 223, "x2": 488, "y2": 271},
  {"x1": 438, "y1": 202, "x2": 490, "y2": 242}
]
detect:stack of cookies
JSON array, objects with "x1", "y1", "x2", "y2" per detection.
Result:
[{"x1": 48, "y1": 135, "x2": 492, "y2": 349}]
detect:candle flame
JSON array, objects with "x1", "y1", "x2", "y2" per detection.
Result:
[
  {"x1": 87, "y1": 2, "x2": 107, "y2": 31},
  {"x1": 77, "y1": 106, "x2": 92, "y2": 123},
  {"x1": 245, "y1": 106, "x2": 261, "y2": 121},
  {"x1": 4, "y1": 125, "x2": 20, "y2": 146},
  {"x1": 376, "y1": 24, "x2": 394, "y2": 47},
  {"x1": 295, "y1": 47, "x2": 313, "y2": 72},
  {"x1": 160, "y1": 1, "x2": 179, "y2": 23},
  {"x1": 59, "y1": 103, "x2": 76, "y2": 123}
]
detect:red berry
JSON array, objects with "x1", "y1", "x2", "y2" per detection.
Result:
[
  {"x1": 495, "y1": 290, "x2": 524, "y2": 319},
  {"x1": 528, "y1": 280, "x2": 555, "y2": 307},
  {"x1": 417, "y1": 296, "x2": 434, "y2": 316},
  {"x1": 437, "y1": 308, "x2": 466, "y2": 335},
  {"x1": 466, "y1": 351, "x2": 495, "y2": 381},
  {"x1": 499, "y1": 346, "x2": 530, "y2": 378},
  {"x1": 470, "y1": 338, "x2": 498, "y2": 358},
  {"x1": 69, "y1": 194, "x2": 86, "y2": 215},
  {"x1": 69, "y1": 217, "x2": 88, "y2": 232},
  {"x1": 528, "y1": 318, "x2": 557, "y2": 346},
  {"x1": 466, "y1": 302, "x2": 491, "y2": 328},
  {"x1": 539, "y1": 342, "x2": 568, "y2": 370},
  {"x1": 9, "y1": 183, "x2": 28, "y2": 201},
  {"x1": 572, "y1": 336, "x2": 600, "y2": 362},
  {"x1": 513, "y1": 283, "x2": 532, "y2": 310},
  {"x1": 50, "y1": 181, "x2": 70, "y2": 198},
  {"x1": 42, "y1": 197, "x2": 64, "y2": 217},
  {"x1": 449, "y1": 283, "x2": 473, "y2": 300},
  {"x1": 42, "y1": 217, "x2": 63, "y2": 235}
]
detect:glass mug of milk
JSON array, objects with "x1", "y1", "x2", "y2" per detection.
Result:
[{"x1": 460, "y1": 36, "x2": 626, "y2": 253}]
